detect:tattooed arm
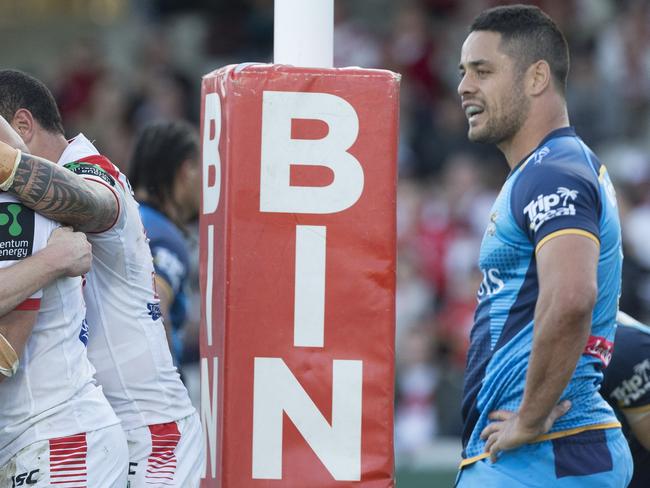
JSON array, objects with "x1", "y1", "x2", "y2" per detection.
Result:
[{"x1": 4, "y1": 147, "x2": 119, "y2": 233}]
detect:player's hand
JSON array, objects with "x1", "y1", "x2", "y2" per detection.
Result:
[
  {"x1": 480, "y1": 400, "x2": 571, "y2": 463},
  {"x1": 46, "y1": 227, "x2": 92, "y2": 277},
  {"x1": 0, "y1": 115, "x2": 28, "y2": 153}
]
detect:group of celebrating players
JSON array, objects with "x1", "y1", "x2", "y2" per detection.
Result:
[{"x1": 0, "y1": 70, "x2": 203, "y2": 487}]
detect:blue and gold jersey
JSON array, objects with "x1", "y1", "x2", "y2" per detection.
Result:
[{"x1": 461, "y1": 127, "x2": 622, "y2": 464}]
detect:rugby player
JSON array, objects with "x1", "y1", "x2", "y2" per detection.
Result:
[
  {"x1": 456, "y1": 5, "x2": 631, "y2": 486},
  {"x1": 0, "y1": 149, "x2": 128, "y2": 485},
  {"x1": 0, "y1": 69, "x2": 204, "y2": 486},
  {"x1": 601, "y1": 311, "x2": 650, "y2": 488}
]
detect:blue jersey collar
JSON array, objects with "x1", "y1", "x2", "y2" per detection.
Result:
[{"x1": 508, "y1": 126, "x2": 576, "y2": 177}]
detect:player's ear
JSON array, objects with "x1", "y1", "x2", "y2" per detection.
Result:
[
  {"x1": 11, "y1": 109, "x2": 36, "y2": 145},
  {"x1": 527, "y1": 60, "x2": 551, "y2": 97}
]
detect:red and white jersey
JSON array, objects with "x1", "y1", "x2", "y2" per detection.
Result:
[
  {"x1": 0, "y1": 193, "x2": 120, "y2": 467},
  {"x1": 58, "y1": 134, "x2": 195, "y2": 431}
]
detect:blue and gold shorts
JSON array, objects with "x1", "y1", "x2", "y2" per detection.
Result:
[{"x1": 455, "y1": 428, "x2": 632, "y2": 488}]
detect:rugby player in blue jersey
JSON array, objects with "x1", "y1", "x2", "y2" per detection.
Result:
[
  {"x1": 456, "y1": 5, "x2": 632, "y2": 486},
  {"x1": 601, "y1": 312, "x2": 650, "y2": 488}
]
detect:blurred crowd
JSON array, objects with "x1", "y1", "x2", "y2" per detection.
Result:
[{"x1": 5, "y1": 0, "x2": 650, "y2": 468}]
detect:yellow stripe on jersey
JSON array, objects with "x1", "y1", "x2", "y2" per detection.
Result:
[
  {"x1": 458, "y1": 421, "x2": 621, "y2": 468},
  {"x1": 535, "y1": 228, "x2": 600, "y2": 254}
]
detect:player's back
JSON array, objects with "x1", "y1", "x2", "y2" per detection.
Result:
[
  {"x1": 58, "y1": 135, "x2": 195, "y2": 431},
  {"x1": 0, "y1": 194, "x2": 119, "y2": 466},
  {"x1": 138, "y1": 202, "x2": 189, "y2": 364},
  {"x1": 461, "y1": 127, "x2": 622, "y2": 463},
  {"x1": 600, "y1": 312, "x2": 650, "y2": 488}
]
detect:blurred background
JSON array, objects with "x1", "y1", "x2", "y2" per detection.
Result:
[{"x1": 3, "y1": 0, "x2": 650, "y2": 485}]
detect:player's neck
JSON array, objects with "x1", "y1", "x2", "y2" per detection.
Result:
[
  {"x1": 29, "y1": 132, "x2": 69, "y2": 164},
  {"x1": 498, "y1": 105, "x2": 569, "y2": 169}
]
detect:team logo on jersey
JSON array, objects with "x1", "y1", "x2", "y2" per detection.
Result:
[
  {"x1": 477, "y1": 267, "x2": 504, "y2": 302},
  {"x1": 610, "y1": 358, "x2": 650, "y2": 408},
  {"x1": 79, "y1": 319, "x2": 89, "y2": 346},
  {"x1": 0, "y1": 203, "x2": 35, "y2": 261},
  {"x1": 64, "y1": 162, "x2": 115, "y2": 187},
  {"x1": 523, "y1": 187, "x2": 578, "y2": 232},
  {"x1": 583, "y1": 334, "x2": 613, "y2": 366},
  {"x1": 533, "y1": 146, "x2": 550, "y2": 165},
  {"x1": 148, "y1": 302, "x2": 162, "y2": 321}
]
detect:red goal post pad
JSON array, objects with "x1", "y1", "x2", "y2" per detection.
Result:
[{"x1": 199, "y1": 64, "x2": 399, "y2": 487}]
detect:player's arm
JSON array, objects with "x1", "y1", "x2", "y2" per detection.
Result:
[
  {"x1": 0, "y1": 141, "x2": 118, "y2": 233},
  {"x1": 0, "y1": 227, "x2": 92, "y2": 317},
  {"x1": 0, "y1": 310, "x2": 37, "y2": 382},
  {"x1": 518, "y1": 234, "x2": 597, "y2": 426},
  {"x1": 0, "y1": 227, "x2": 90, "y2": 376}
]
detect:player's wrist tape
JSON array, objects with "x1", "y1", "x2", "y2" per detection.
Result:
[
  {"x1": 0, "y1": 143, "x2": 21, "y2": 191},
  {"x1": 0, "y1": 332, "x2": 18, "y2": 377}
]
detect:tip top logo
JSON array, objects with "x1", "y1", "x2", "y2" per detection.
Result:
[
  {"x1": 0, "y1": 202, "x2": 34, "y2": 261},
  {"x1": 523, "y1": 187, "x2": 578, "y2": 232}
]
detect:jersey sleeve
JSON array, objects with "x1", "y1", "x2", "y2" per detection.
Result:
[
  {"x1": 63, "y1": 155, "x2": 126, "y2": 233},
  {"x1": 0, "y1": 201, "x2": 58, "y2": 310},
  {"x1": 511, "y1": 160, "x2": 601, "y2": 252}
]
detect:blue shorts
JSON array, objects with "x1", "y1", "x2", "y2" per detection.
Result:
[{"x1": 456, "y1": 428, "x2": 632, "y2": 488}]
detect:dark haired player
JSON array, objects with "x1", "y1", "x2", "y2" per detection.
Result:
[{"x1": 456, "y1": 5, "x2": 631, "y2": 486}]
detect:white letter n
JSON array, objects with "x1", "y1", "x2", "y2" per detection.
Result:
[{"x1": 252, "y1": 358, "x2": 362, "y2": 480}]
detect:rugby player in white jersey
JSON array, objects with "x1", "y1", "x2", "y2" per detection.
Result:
[
  {"x1": 0, "y1": 69, "x2": 204, "y2": 487},
  {"x1": 0, "y1": 154, "x2": 128, "y2": 485}
]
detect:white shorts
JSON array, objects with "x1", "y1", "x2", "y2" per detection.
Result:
[
  {"x1": 0, "y1": 424, "x2": 128, "y2": 487},
  {"x1": 125, "y1": 412, "x2": 204, "y2": 488}
]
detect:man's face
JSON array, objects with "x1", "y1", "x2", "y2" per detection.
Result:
[{"x1": 457, "y1": 31, "x2": 530, "y2": 145}]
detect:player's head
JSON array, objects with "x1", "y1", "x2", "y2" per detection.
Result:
[
  {"x1": 458, "y1": 5, "x2": 569, "y2": 144},
  {"x1": 0, "y1": 69, "x2": 65, "y2": 145},
  {"x1": 129, "y1": 120, "x2": 200, "y2": 223}
]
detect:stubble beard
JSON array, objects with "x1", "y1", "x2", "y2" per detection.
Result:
[{"x1": 468, "y1": 86, "x2": 530, "y2": 146}]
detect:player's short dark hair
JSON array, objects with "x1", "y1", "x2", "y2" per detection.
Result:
[
  {"x1": 0, "y1": 69, "x2": 65, "y2": 135},
  {"x1": 470, "y1": 4, "x2": 569, "y2": 93},
  {"x1": 129, "y1": 119, "x2": 199, "y2": 208}
]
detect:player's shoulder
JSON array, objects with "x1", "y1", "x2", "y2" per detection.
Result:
[
  {"x1": 65, "y1": 154, "x2": 123, "y2": 189},
  {"x1": 517, "y1": 128, "x2": 599, "y2": 183}
]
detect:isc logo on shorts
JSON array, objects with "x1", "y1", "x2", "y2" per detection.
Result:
[
  {"x1": 523, "y1": 187, "x2": 578, "y2": 232},
  {"x1": 11, "y1": 469, "x2": 38, "y2": 486}
]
